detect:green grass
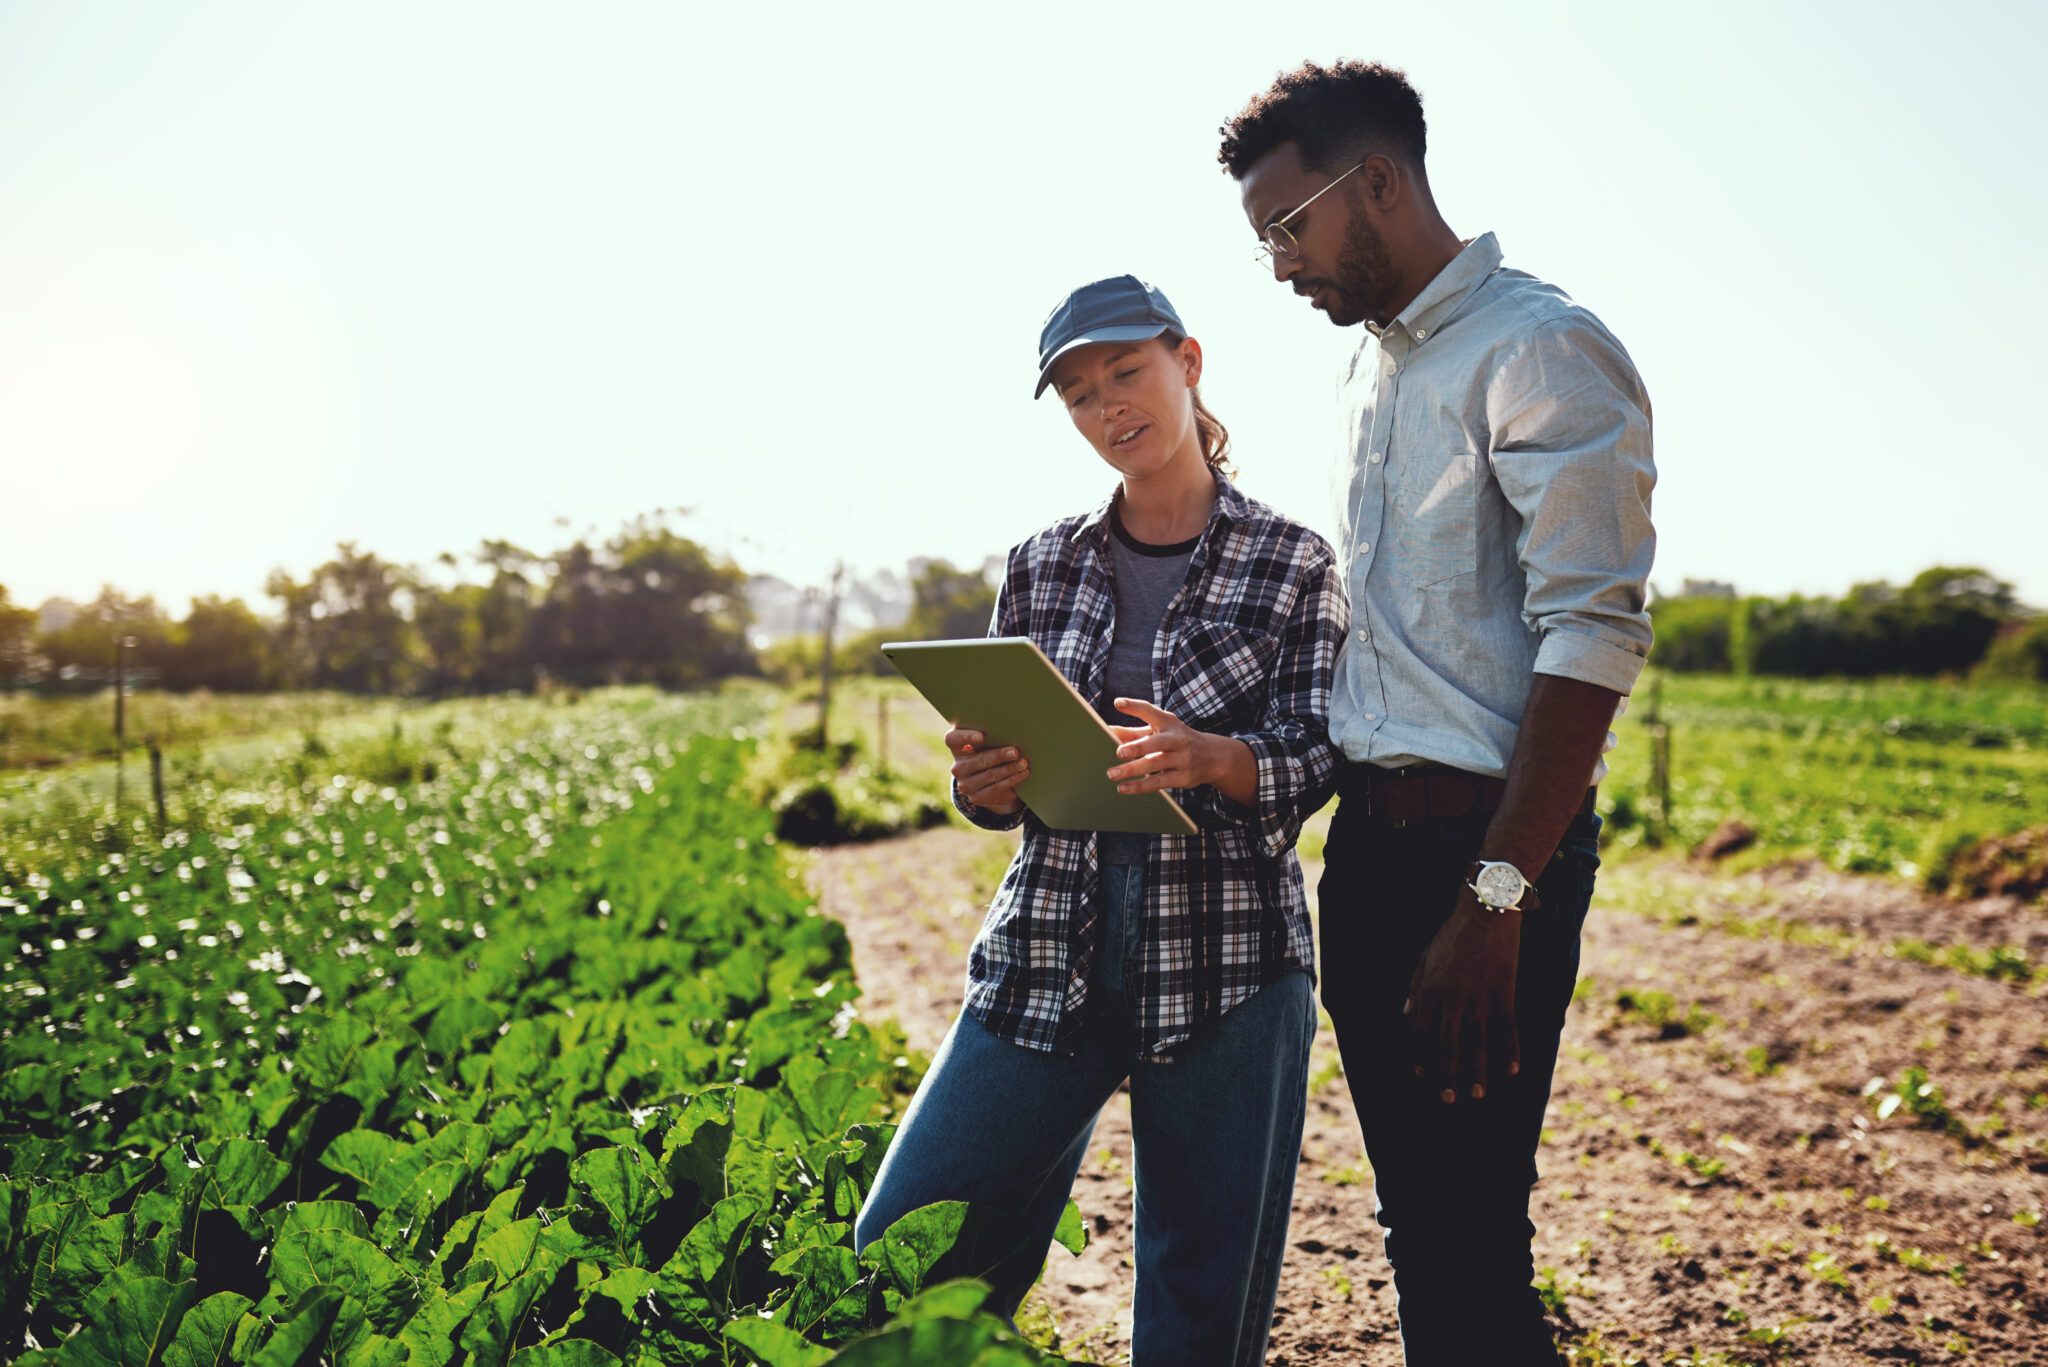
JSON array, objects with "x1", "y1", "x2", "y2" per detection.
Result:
[
  {"x1": 0, "y1": 689, "x2": 390, "y2": 771},
  {"x1": 1601, "y1": 673, "x2": 2048, "y2": 884}
]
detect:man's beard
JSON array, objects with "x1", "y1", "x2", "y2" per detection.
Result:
[{"x1": 1320, "y1": 211, "x2": 1398, "y2": 329}]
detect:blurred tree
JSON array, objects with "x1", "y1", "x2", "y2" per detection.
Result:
[
  {"x1": 1975, "y1": 617, "x2": 2048, "y2": 683},
  {"x1": 36, "y1": 589, "x2": 175, "y2": 681},
  {"x1": 0, "y1": 585, "x2": 35, "y2": 683},
  {"x1": 906, "y1": 560, "x2": 997, "y2": 641},
  {"x1": 473, "y1": 540, "x2": 542, "y2": 690},
  {"x1": 164, "y1": 596, "x2": 279, "y2": 691},
  {"x1": 267, "y1": 545, "x2": 416, "y2": 693},
  {"x1": 526, "y1": 518, "x2": 752, "y2": 688}
]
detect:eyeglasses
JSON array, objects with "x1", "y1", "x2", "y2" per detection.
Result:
[{"x1": 1253, "y1": 160, "x2": 1365, "y2": 268}]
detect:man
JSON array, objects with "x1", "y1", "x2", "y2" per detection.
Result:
[{"x1": 1218, "y1": 61, "x2": 1656, "y2": 1364}]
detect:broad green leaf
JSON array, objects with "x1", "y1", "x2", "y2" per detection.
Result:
[
  {"x1": 469, "y1": 1218, "x2": 543, "y2": 1286},
  {"x1": 721, "y1": 1319, "x2": 831, "y2": 1367},
  {"x1": 588, "y1": 1265, "x2": 658, "y2": 1311},
  {"x1": 775, "y1": 1247, "x2": 862, "y2": 1338},
  {"x1": 659, "y1": 1118, "x2": 730, "y2": 1211},
  {"x1": 338, "y1": 1334, "x2": 408, "y2": 1367},
  {"x1": 424, "y1": 999, "x2": 502, "y2": 1061},
  {"x1": 275, "y1": 1201, "x2": 372, "y2": 1243},
  {"x1": 370, "y1": 1161, "x2": 468, "y2": 1249},
  {"x1": 659, "y1": 1194, "x2": 761, "y2": 1290},
  {"x1": 396, "y1": 1281, "x2": 489, "y2": 1367},
  {"x1": 61, "y1": 1275, "x2": 198, "y2": 1367},
  {"x1": 268, "y1": 1229, "x2": 421, "y2": 1335},
  {"x1": 788, "y1": 1070, "x2": 877, "y2": 1142},
  {"x1": 299, "y1": 1016, "x2": 376, "y2": 1095},
  {"x1": 506, "y1": 1343, "x2": 624, "y2": 1367},
  {"x1": 1051, "y1": 1200, "x2": 1087, "y2": 1258},
  {"x1": 456, "y1": 1266, "x2": 557, "y2": 1367},
  {"x1": 824, "y1": 1319, "x2": 1010, "y2": 1366},
  {"x1": 723, "y1": 1138, "x2": 780, "y2": 1210},
  {"x1": 320, "y1": 1132, "x2": 408, "y2": 1191},
  {"x1": 163, "y1": 1292, "x2": 255, "y2": 1367},
  {"x1": 249, "y1": 1287, "x2": 343, "y2": 1367},
  {"x1": 863, "y1": 1203, "x2": 967, "y2": 1297},
  {"x1": 419, "y1": 1122, "x2": 493, "y2": 1173},
  {"x1": 570, "y1": 1147, "x2": 662, "y2": 1247},
  {"x1": 195, "y1": 1140, "x2": 290, "y2": 1210},
  {"x1": 50, "y1": 1211, "x2": 129, "y2": 1314},
  {"x1": 886, "y1": 1279, "x2": 990, "y2": 1325}
]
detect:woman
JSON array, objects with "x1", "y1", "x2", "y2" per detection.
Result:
[{"x1": 853, "y1": 276, "x2": 1349, "y2": 1365}]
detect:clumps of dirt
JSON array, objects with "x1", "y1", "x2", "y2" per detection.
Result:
[{"x1": 1943, "y1": 827, "x2": 2048, "y2": 902}]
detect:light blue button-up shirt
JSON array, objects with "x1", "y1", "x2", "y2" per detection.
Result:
[{"x1": 1332, "y1": 232, "x2": 1656, "y2": 780}]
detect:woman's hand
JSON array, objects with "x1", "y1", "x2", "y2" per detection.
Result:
[
  {"x1": 946, "y1": 727, "x2": 1029, "y2": 815},
  {"x1": 1105, "y1": 699, "x2": 1258, "y2": 806}
]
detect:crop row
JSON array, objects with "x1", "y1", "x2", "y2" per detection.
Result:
[{"x1": 2, "y1": 693, "x2": 1066, "y2": 1365}]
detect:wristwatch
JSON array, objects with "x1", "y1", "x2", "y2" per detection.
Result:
[{"x1": 1466, "y1": 860, "x2": 1541, "y2": 913}]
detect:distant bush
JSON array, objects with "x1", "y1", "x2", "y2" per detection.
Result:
[
  {"x1": 1974, "y1": 618, "x2": 2048, "y2": 684},
  {"x1": 1647, "y1": 596, "x2": 1736, "y2": 672},
  {"x1": 1650, "y1": 567, "x2": 2022, "y2": 678}
]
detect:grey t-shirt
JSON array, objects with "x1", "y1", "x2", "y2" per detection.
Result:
[{"x1": 1095, "y1": 507, "x2": 1197, "y2": 864}]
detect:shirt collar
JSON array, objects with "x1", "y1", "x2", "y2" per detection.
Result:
[
  {"x1": 1368, "y1": 231, "x2": 1504, "y2": 344},
  {"x1": 1072, "y1": 472, "x2": 1245, "y2": 549}
]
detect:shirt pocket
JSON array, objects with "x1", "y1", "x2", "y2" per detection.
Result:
[
  {"x1": 1164, "y1": 619, "x2": 1279, "y2": 732},
  {"x1": 1389, "y1": 409, "x2": 1481, "y2": 588}
]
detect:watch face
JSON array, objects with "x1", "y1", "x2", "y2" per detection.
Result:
[{"x1": 1475, "y1": 862, "x2": 1526, "y2": 907}]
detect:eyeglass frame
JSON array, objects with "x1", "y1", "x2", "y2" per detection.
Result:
[{"x1": 1252, "y1": 160, "x2": 1366, "y2": 267}]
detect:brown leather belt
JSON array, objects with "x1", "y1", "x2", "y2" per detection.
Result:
[{"x1": 1340, "y1": 763, "x2": 1596, "y2": 825}]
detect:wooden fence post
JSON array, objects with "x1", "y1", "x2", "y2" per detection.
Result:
[
  {"x1": 150, "y1": 741, "x2": 167, "y2": 834},
  {"x1": 877, "y1": 694, "x2": 889, "y2": 773},
  {"x1": 1646, "y1": 674, "x2": 1672, "y2": 848}
]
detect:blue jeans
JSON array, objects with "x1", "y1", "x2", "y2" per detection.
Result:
[
  {"x1": 1317, "y1": 795, "x2": 1603, "y2": 1367},
  {"x1": 854, "y1": 863, "x2": 1315, "y2": 1367}
]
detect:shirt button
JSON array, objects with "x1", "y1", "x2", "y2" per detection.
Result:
[
  {"x1": 1383, "y1": 361, "x2": 1396, "y2": 375},
  {"x1": 1414, "y1": 328, "x2": 1428, "y2": 339},
  {"x1": 1356, "y1": 541, "x2": 1372, "y2": 556},
  {"x1": 1368, "y1": 450, "x2": 1384, "y2": 465},
  {"x1": 1363, "y1": 712, "x2": 1378, "y2": 721},
  {"x1": 1355, "y1": 628, "x2": 1371, "y2": 645}
]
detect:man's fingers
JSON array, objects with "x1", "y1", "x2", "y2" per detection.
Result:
[{"x1": 1465, "y1": 1006, "x2": 1488, "y2": 1101}]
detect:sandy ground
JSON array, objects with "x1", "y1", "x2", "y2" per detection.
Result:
[{"x1": 807, "y1": 827, "x2": 2048, "y2": 1365}]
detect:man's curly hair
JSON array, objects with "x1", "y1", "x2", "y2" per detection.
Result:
[{"x1": 1217, "y1": 60, "x2": 1428, "y2": 180}]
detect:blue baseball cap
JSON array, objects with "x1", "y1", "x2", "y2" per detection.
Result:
[{"x1": 1034, "y1": 275, "x2": 1187, "y2": 399}]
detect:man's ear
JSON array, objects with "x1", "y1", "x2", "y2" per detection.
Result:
[{"x1": 1360, "y1": 154, "x2": 1399, "y2": 209}]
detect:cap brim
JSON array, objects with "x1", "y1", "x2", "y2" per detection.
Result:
[{"x1": 1033, "y1": 324, "x2": 1172, "y2": 398}]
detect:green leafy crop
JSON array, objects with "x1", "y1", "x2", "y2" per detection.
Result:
[{"x1": 1, "y1": 693, "x2": 1067, "y2": 1365}]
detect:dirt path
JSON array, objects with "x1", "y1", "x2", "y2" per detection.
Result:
[{"x1": 808, "y1": 829, "x2": 2048, "y2": 1364}]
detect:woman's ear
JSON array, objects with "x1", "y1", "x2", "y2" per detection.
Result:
[{"x1": 1178, "y1": 336, "x2": 1204, "y2": 388}]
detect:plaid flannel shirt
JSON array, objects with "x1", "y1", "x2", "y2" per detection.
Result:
[{"x1": 954, "y1": 477, "x2": 1350, "y2": 1057}]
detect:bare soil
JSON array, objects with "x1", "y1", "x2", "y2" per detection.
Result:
[{"x1": 807, "y1": 829, "x2": 2048, "y2": 1365}]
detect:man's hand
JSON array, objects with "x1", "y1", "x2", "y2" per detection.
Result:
[
  {"x1": 946, "y1": 728, "x2": 1028, "y2": 814},
  {"x1": 1106, "y1": 699, "x2": 1258, "y2": 806},
  {"x1": 1405, "y1": 885, "x2": 1522, "y2": 1103}
]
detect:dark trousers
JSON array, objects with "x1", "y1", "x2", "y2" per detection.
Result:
[{"x1": 1316, "y1": 787, "x2": 1602, "y2": 1367}]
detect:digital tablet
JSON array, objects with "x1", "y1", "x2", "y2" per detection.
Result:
[{"x1": 881, "y1": 637, "x2": 1198, "y2": 836}]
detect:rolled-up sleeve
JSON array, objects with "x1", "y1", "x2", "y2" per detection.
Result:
[
  {"x1": 1487, "y1": 317, "x2": 1657, "y2": 696},
  {"x1": 1202, "y1": 538, "x2": 1350, "y2": 857},
  {"x1": 951, "y1": 550, "x2": 1030, "y2": 832}
]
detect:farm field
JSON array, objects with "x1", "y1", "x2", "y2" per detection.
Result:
[
  {"x1": 1595, "y1": 674, "x2": 2047, "y2": 885},
  {"x1": 1, "y1": 687, "x2": 1071, "y2": 1365},
  {"x1": 6, "y1": 673, "x2": 2047, "y2": 1365}
]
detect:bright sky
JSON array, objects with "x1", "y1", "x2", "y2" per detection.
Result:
[{"x1": 3, "y1": 2, "x2": 2044, "y2": 617}]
